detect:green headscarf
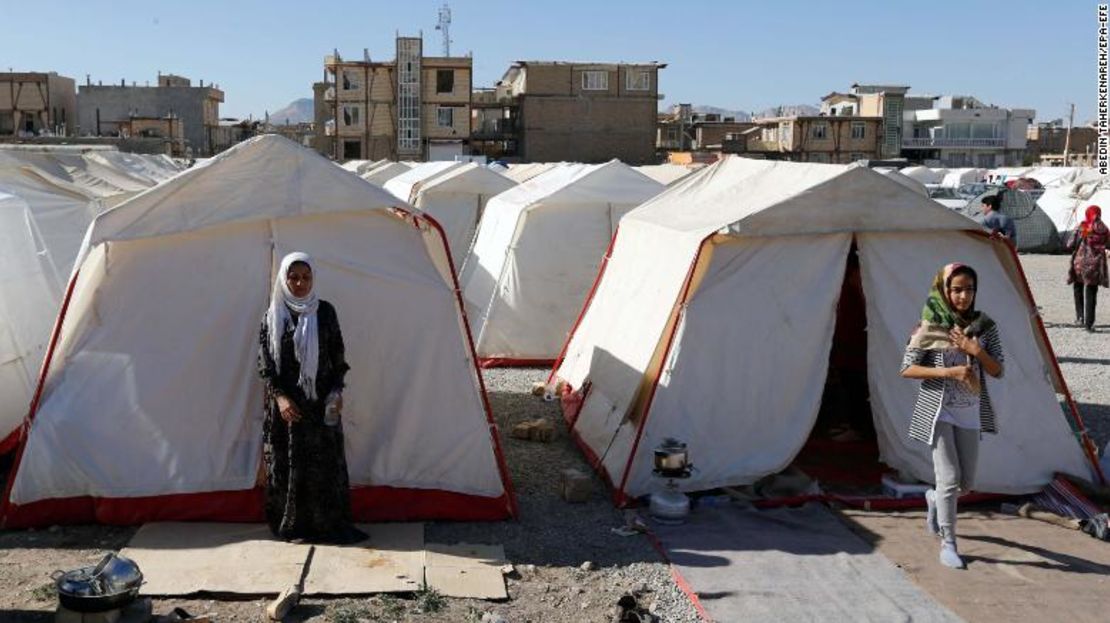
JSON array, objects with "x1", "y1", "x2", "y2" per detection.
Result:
[{"x1": 909, "y1": 263, "x2": 995, "y2": 350}]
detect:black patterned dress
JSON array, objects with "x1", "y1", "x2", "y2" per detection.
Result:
[{"x1": 258, "y1": 300, "x2": 357, "y2": 542}]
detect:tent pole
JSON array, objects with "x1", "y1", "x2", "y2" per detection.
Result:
[
  {"x1": 614, "y1": 235, "x2": 713, "y2": 504},
  {"x1": 987, "y1": 231, "x2": 1106, "y2": 484},
  {"x1": 406, "y1": 209, "x2": 519, "y2": 517}
]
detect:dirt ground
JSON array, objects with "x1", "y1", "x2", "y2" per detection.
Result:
[
  {"x1": 840, "y1": 508, "x2": 1110, "y2": 623},
  {"x1": 2, "y1": 254, "x2": 1108, "y2": 622}
]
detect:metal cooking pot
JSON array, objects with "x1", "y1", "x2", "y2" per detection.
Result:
[
  {"x1": 52, "y1": 553, "x2": 143, "y2": 613},
  {"x1": 653, "y1": 438, "x2": 689, "y2": 472}
]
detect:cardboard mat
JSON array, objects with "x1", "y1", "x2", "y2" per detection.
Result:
[{"x1": 120, "y1": 523, "x2": 507, "y2": 599}]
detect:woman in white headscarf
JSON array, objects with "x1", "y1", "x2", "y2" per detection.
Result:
[{"x1": 258, "y1": 252, "x2": 365, "y2": 544}]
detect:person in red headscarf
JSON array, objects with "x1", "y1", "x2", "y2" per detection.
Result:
[{"x1": 1068, "y1": 205, "x2": 1109, "y2": 331}]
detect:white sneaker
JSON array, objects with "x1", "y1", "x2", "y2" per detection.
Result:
[{"x1": 939, "y1": 540, "x2": 965, "y2": 569}]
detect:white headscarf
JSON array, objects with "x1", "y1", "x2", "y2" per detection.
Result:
[{"x1": 266, "y1": 252, "x2": 320, "y2": 400}]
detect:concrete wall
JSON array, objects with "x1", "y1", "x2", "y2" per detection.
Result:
[
  {"x1": 0, "y1": 73, "x2": 76, "y2": 135},
  {"x1": 520, "y1": 96, "x2": 657, "y2": 163},
  {"x1": 77, "y1": 84, "x2": 222, "y2": 155}
]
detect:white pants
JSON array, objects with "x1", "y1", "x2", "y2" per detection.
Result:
[{"x1": 932, "y1": 421, "x2": 979, "y2": 539}]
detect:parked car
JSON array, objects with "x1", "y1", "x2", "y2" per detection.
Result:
[{"x1": 925, "y1": 185, "x2": 969, "y2": 210}]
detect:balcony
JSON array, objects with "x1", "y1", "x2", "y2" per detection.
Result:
[
  {"x1": 902, "y1": 137, "x2": 1005, "y2": 149},
  {"x1": 472, "y1": 89, "x2": 519, "y2": 108},
  {"x1": 471, "y1": 118, "x2": 518, "y2": 140}
]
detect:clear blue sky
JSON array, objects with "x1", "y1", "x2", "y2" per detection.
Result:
[{"x1": 0, "y1": 0, "x2": 1098, "y2": 123}]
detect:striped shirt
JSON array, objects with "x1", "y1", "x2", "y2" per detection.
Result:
[{"x1": 901, "y1": 324, "x2": 1004, "y2": 445}]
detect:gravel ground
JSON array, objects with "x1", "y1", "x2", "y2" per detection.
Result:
[
  {"x1": 1019, "y1": 253, "x2": 1110, "y2": 452},
  {"x1": 0, "y1": 253, "x2": 1102, "y2": 623},
  {"x1": 0, "y1": 367, "x2": 701, "y2": 623}
]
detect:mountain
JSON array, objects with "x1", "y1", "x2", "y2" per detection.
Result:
[
  {"x1": 267, "y1": 98, "x2": 313, "y2": 125},
  {"x1": 692, "y1": 105, "x2": 752, "y2": 121},
  {"x1": 671, "y1": 103, "x2": 822, "y2": 121},
  {"x1": 753, "y1": 104, "x2": 820, "y2": 119}
]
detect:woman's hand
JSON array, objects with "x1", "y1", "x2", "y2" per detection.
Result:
[
  {"x1": 948, "y1": 328, "x2": 981, "y2": 357},
  {"x1": 333, "y1": 393, "x2": 343, "y2": 414},
  {"x1": 947, "y1": 364, "x2": 976, "y2": 386},
  {"x1": 276, "y1": 394, "x2": 301, "y2": 424}
]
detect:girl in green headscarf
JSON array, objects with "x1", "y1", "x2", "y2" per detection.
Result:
[{"x1": 902, "y1": 263, "x2": 1005, "y2": 570}]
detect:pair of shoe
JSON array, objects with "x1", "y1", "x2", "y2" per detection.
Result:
[{"x1": 925, "y1": 489, "x2": 965, "y2": 569}]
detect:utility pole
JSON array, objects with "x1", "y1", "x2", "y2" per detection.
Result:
[{"x1": 1062, "y1": 102, "x2": 1075, "y2": 166}]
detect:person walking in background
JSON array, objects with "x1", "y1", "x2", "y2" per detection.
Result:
[
  {"x1": 901, "y1": 264, "x2": 1004, "y2": 570},
  {"x1": 980, "y1": 194, "x2": 1016, "y2": 243},
  {"x1": 1067, "y1": 205, "x2": 1109, "y2": 332}
]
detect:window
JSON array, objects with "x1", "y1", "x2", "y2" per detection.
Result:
[
  {"x1": 810, "y1": 122, "x2": 828, "y2": 139},
  {"x1": 851, "y1": 121, "x2": 866, "y2": 139},
  {"x1": 342, "y1": 70, "x2": 359, "y2": 91},
  {"x1": 342, "y1": 105, "x2": 360, "y2": 126},
  {"x1": 582, "y1": 70, "x2": 609, "y2": 91},
  {"x1": 808, "y1": 153, "x2": 829, "y2": 163},
  {"x1": 343, "y1": 140, "x2": 361, "y2": 160},
  {"x1": 436, "y1": 70, "x2": 454, "y2": 94},
  {"x1": 437, "y1": 107, "x2": 454, "y2": 128},
  {"x1": 761, "y1": 127, "x2": 777, "y2": 142},
  {"x1": 626, "y1": 70, "x2": 650, "y2": 91},
  {"x1": 849, "y1": 152, "x2": 866, "y2": 162},
  {"x1": 976, "y1": 153, "x2": 996, "y2": 168}
]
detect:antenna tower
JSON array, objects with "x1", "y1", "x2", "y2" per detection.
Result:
[{"x1": 436, "y1": 3, "x2": 452, "y2": 56}]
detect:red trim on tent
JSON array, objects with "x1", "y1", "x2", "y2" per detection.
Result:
[
  {"x1": 560, "y1": 381, "x2": 589, "y2": 429},
  {"x1": 979, "y1": 230, "x2": 1106, "y2": 484},
  {"x1": 3, "y1": 209, "x2": 521, "y2": 528},
  {"x1": 0, "y1": 429, "x2": 19, "y2": 456},
  {"x1": 1, "y1": 268, "x2": 80, "y2": 527},
  {"x1": 643, "y1": 529, "x2": 712, "y2": 622},
  {"x1": 2, "y1": 486, "x2": 513, "y2": 529},
  {"x1": 478, "y1": 357, "x2": 556, "y2": 369},
  {"x1": 408, "y1": 211, "x2": 519, "y2": 518},
  {"x1": 548, "y1": 227, "x2": 621, "y2": 384}
]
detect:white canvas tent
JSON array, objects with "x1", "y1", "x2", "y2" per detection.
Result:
[
  {"x1": 876, "y1": 168, "x2": 928, "y2": 196},
  {"x1": 635, "y1": 164, "x2": 700, "y2": 186},
  {"x1": 386, "y1": 163, "x2": 517, "y2": 268},
  {"x1": 503, "y1": 162, "x2": 565, "y2": 183},
  {"x1": 0, "y1": 147, "x2": 151, "y2": 199},
  {"x1": 361, "y1": 161, "x2": 414, "y2": 186},
  {"x1": 551, "y1": 157, "x2": 1099, "y2": 505},
  {"x1": 939, "y1": 168, "x2": 986, "y2": 188},
  {"x1": 0, "y1": 168, "x2": 104, "y2": 453},
  {"x1": 900, "y1": 165, "x2": 946, "y2": 185},
  {"x1": 1037, "y1": 175, "x2": 1110, "y2": 233},
  {"x1": 460, "y1": 160, "x2": 664, "y2": 366},
  {"x1": 1, "y1": 135, "x2": 515, "y2": 527},
  {"x1": 383, "y1": 161, "x2": 465, "y2": 201}
]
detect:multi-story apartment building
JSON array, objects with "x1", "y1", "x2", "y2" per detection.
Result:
[
  {"x1": 321, "y1": 37, "x2": 472, "y2": 161},
  {"x1": 819, "y1": 84, "x2": 910, "y2": 159},
  {"x1": 744, "y1": 115, "x2": 884, "y2": 163},
  {"x1": 902, "y1": 95, "x2": 1033, "y2": 168},
  {"x1": 0, "y1": 72, "x2": 77, "y2": 137},
  {"x1": 1026, "y1": 120, "x2": 1098, "y2": 167},
  {"x1": 77, "y1": 73, "x2": 224, "y2": 156},
  {"x1": 657, "y1": 104, "x2": 754, "y2": 153},
  {"x1": 472, "y1": 61, "x2": 665, "y2": 164}
]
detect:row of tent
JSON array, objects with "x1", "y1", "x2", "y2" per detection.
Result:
[
  {"x1": 903, "y1": 164, "x2": 1109, "y2": 236},
  {"x1": 0, "y1": 135, "x2": 1101, "y2": 528},
  {"x1": 0, "y1": 146, "x2": 183, "y2": 459}
]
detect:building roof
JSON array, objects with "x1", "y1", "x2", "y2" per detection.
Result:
[{"x1": 514, "y1": 60, "x2": 668, "y2": 69}]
